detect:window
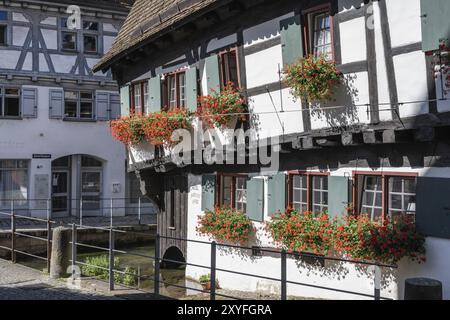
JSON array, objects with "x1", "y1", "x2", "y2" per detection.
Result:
[
  {"x1": 305, "y1": 7, "x2": 333, "y2": 60},
  {"x1": 83, "y1": 34, "x2": 97, "y2": 54},
  {"x1": 217, "y1": 174, "x2": 248, "y2": 213},
  {"x1": 0, "y1": 160, "x2": 28, "y2": 210},
  {"x1": 131, "y1": 81, "x2": 149, "y2": 114},
  {"x1": 64, "y1": 90, "x2": 94, "y2": 119},
  {"x1": 62, "y1": 32, "x2": 77, "y2": 50},
  {"x1": 0, "y1": 87, "x2": 20, "y2": 118},
  {"x1": 355, "y1": 173, "x2": 417, "y2": 221},
  {"x1": 83, "y1": 21, "x2": 99, "y2": 54},
  {"x1": 219, "y1": 49, "x2": 240, "y2": 88},
  {"x1": 289, "y1": 172, "x2": 329, "y2": 213},
  {"x1": 163, "y1": 71, "x2": 186, "y2": 109},
  {"x1": 0, "y1": 10, "x2": 8, "y2": 46}
]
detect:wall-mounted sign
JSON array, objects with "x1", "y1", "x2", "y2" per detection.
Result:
[{"x1": 32, "y1": 154, "x2": 52, "y2": 159}]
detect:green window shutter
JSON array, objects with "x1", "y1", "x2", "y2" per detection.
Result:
[
  {"x1": 201, "y1": 174, "x2": 216, "y2": 211},
  {"x1": 205, "y1": 54, "x2": 220, "y2": 95},
  {"x1": 120, "y1": 85, "x2": 130, "y2": 116},
  {"x1": 247, "y1": 177, "x2": 264, "y2": 222},
  {"x1": 421, "y1": 0, "x2": 450, "y2": 51},
  {"x1": 186, "y1": 67, "x2": 198, "y2": 112},
  {"x1": 267, "y1": 173, "x2": 286, "y2": 217},
  {"x1": 49, "y1": 89, "x2": 63, "y2": 119},
  {"x1": 280, "y1": 15, "x2": 304, "y2": 67},
  {"x1": 328, "y1": 176, "x2": 350, "y2": 218},
  {"x1": 109, "y1": 93, "x2": 121, "y2": 119},
  {"x1": 148, "y1": 77, "x2": 161, "y2": 113},
  {"x1": 416, "y1": 177, "x2": 450, "y2": 239},
  {"x1": 22, "y1": 87, "x2": 38, "y2": 118},
  {"x1": 95, "y1": 91, "x2": 110, "y2": 120}
]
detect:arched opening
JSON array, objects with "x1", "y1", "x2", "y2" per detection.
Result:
[
  {"x1": 51, "y1": 154, "x2": 104, "y2": 217},
  {"x1": 162, "y1": 246, "x2": 185, "y2": 269}
]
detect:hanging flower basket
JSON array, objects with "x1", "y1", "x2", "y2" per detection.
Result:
[
  {"x1": 283, "y1": 54, "x2": 342, "y2": 102},
  {"x1": 196, "y1": 82, "x2": 248, "y2": 129}
]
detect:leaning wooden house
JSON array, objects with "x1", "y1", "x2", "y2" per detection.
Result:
[{"x1": 94, "y1": 0, "x2": 450, "y2": 299}]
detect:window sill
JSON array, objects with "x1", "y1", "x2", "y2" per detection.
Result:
[
  {"x1": 62, "y1": 118, "x2": 97, "y2": 123},
  {"x1": 0, "y1": 116, "x2": 22, "y2": 120}
]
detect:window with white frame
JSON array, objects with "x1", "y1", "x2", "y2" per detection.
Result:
[
  {"x1": 0, "y1": 160, "x2": 28, "y2": 209},
  {"x1": 388, "y1": 177, "x2": 416, "y2": 218},
  {"x1": 235, "y1": 177, "x2": 247, "y2": 213},
  {"x1": 306, "y1": 9, "x2": 333, "y2": 60},
  {"x1": 0, "y1": 10, "x2": 7, "y2": 46},
  {"x1": 163, "y1": 71, "x2": 186, "y2": 109},
  {"x1": 83, "y1": 20, "x2": 99, "y2": 54},
  {"x1": 60, "y1": 18, "x2": 100, "y2": 54},
  {"x1": 64, "y1": 90, "x2": 94, "y2": 119},
  {"x1": 143, "y1": 83, "x2": 149, "y2": 113},
  {"x1": 133, "y1": 83, "x2": 142, "y2": 114},
  {"x1": 359, "y1": 176, "x2": 383, "y2": 221},
  {"x1": 292, "y1": 175, "x2": 308, "y2": 212},
  {"x1": 0, "y1": 87, "x2": 20, "y2": 118},
  {"x1": 312, "y1": 175, "x2": 328, "y2": 213},
  {"x1": 217, "y1": 174, "x2": 248, "y2": 213}
]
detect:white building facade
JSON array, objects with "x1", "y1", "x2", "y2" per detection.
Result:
[
  {"x1": 95, "y1": 0, "x2": 450, "y2": 299},
  {"x1": 0, "y1": 0, "x2": 148, "y2": 218}
]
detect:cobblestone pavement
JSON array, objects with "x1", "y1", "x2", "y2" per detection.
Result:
[
  {"x1": 0, "y1": 259, "x2": 122, "y2": 300},
  {"x1": 0, "y1": 215, "x2": 156, "y2": 231}
]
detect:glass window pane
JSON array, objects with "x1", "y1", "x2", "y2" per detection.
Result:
[
  {"x1": 0, "y1": 167, "x2": 28, "y2": 209},
  {"x1": 81, "y1": 156, "x2": 102, "y2": 167},
  {"x1": 390, "y1": 194, "x2": 402, "y2": 209},
  {"x1": 0, "y1": 25, "x2": 6, "y2": 45},
  {"x1": 64, "y1": 101, "x2": 77, "y2": 117},
  {"x1": 178, "y1": 73, "x2": 186, "y2": 107},
  {"x1": 65, "y1": 91, "x2": 78, "y2": 100},
  {"x1": 0, "y1": 11, "x2": 7, "y2": 20},
  {"x1": 5, "y1": 88, "x2": 19, "y2": 95},
  {"x1": 84, "y1": 35, "x2": 97, "y2": 53},
  {"x1": 80, "y1": 91, "x2": 93, "y2": 100},
  {"x1": 403, "y1": 178, "x2": 416, "y2": 193},
  {"x1": 81, "y1": 172, "x2": 101, "y2": 193},
  {"x1": 60, "y1": 18, "x2": 68, "y2": 28},
  {"x1": 83, "y1": 21, "x2": 99, "y2": 31},
  {"x1": 80, "y1": 102, "x2": 93, "y2": 118},
  {"x1": 4, "y1": 97, "x2": 20, "y2": 116},
  {"x1": 62, "y1": 32, "x2": 76, "y2": 50}
]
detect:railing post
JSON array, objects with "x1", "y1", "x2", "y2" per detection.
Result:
[
  {"x1": 281, "y1": 249, "x2": 287, "y2": 300},
  {"x1": 10, "y1": 200, "x2": 15, "y2": 263},
  {"x1": 46, "y1": 199, "x2": 52, "y2": 274},
  {"x1": 154, "y1": 234, "x2": 160, "y2": 296},
  {"x1": 210, "y1": 241, "x2": 216, "y2": 301},
  {"x1": 109, "y1": 228, "x2": 115, "y2": 291},
  {"x1": 79, "y1": 197, "x2": 83, "y2": 227},
  {"x1": 71, "y1": 224, "x2": 77, "y2": 282},
  {"x1": 138, "y1": 197, "x2": 141, "y2": 225},
  {"x1": 374, "y1": 265, "x2": 381, "y2": 300},
  {"x1": 110, "y1": 198, "x2": 113, "y2": 228}
]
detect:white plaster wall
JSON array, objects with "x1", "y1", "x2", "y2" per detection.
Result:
[
  {"x1": 310, "y1": 71, "x2": 371, "y2": 130},
  {"x1": 0, "y1": 50, "x2": 21, "y2": 69},
  {"x1": 0, "y1": 85, "x2": 127, "y2": 218},
  {"x1": 51, "y1": 54, "x2": 77, "y2": 73},
  {"x1": 103, "y1": 23, "x2": 118, "y2": 33},
  {"x1": 206, "y1": 34, "x2": 237, "y2": 53},
  {"x1": 40, "y1": 16, "x2": 56, "y2": 26},
  {"x1": 339, "y1": 17, "x2": 367, "y2": 64},
  {"x1": 22, "y1": 52, "x2": 33, "y2": 71},
  {"x1": 12, "y1": 12, "x2": 28, "y2": 23},
  {"x1": 103, "y1": 35, "x2": 116, "y2": 54},
  {"x1": 386, "y1": 0, "x2": 422, "y2": 48},
  {"x1": 248, "y1": 88, "x2": 304, "y2": 140},
  {"x1": 39, "y1": 53, "x2": 49, "y2": 72},
  {"x1": 243, "y1": 12, "x2": 293, "y2": 48},
  {"x1": 12, "y1": 26, "x2": 29, "y2": 47},
  {"x1": 41, "y1": 29, "x2": 58, "y2": 50},
  {"x1": 186, "y1": 167, "x2": 450, "y2": 300},
  {"x1": 245, "y1": 44, "x2": 283, "y2": 89},
  {"x1": 393, "y1": 51, "x2": 429, "y2": 118}
]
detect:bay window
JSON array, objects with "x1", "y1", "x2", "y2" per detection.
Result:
[
  {"x1": 163, "y1": 71, "x2": 186, "y2": 109},
  {"x1": 288, "y1": 172, "x2": 329, "y2": 213},
  {"x1": 354, "y1": 172, "x2": 417, "y2": 221},
  {"x1": 217, "y1": 174, "x2": 247, "y2": 213}
]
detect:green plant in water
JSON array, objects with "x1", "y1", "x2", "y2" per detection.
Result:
[{"x1": 81, "y1": 255, "x2": 138, "y2": 287}]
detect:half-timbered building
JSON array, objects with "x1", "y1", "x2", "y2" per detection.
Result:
[{"x1": 94, "y1": 0, "x2": 450, "y2": 299}]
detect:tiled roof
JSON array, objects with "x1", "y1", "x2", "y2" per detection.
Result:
[{"x1": 93, "y1": 0, "x2": 221, "y2": 72}]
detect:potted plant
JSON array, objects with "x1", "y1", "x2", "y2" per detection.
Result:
[{"x1": 199, "y1": 274, "x2": 219, "y2": 291}]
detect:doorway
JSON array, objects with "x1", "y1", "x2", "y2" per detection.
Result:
[{"x1": 51, "y1": 156, "x2": 71, "y2": 218}]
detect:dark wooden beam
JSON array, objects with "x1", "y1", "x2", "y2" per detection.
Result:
[
  {"x1": 315, "y1": 135, "x2": 341, "y2": 147},
  {"x1": 363, "y1": 130, "x2": 383, "y2": 144},
  {"x1": 415, "y1": 126, "x2": 435, "y2": 142},
  {"x1": 341, "y1": 132, "x2": 364, "y2": 146},
  {"x1": 382, "y1": 129, "x2": 413, "y2": 144}
]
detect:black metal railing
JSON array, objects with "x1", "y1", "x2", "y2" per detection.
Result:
[{"x1": 0, "y1": 210, "x2": 397, "y2": 300}]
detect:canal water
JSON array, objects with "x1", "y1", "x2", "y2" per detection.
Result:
[{"x1": 17, "y1": 241, "x2": 191, "y2": 299}]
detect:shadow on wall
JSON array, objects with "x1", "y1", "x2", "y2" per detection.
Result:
[{"x1": 310, "y1": 73, "x2": 361, "y2": 128}]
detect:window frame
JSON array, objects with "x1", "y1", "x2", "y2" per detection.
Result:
[
  {"x1": 162, "y1": 70, "x2": 187, "y2": 110},
  {"x1": 215, "y1": 173, "x2": 248, "y2": 212},
  {"x1": 63, "y1": 90, "x2": 95, "y2": 120},
  {"x1": 352, "y1": 171, "x2": 418, "y2": 222},
  {"x1": 59, "y1": 18, "x2": 102, "y2": 54},
  {"x1": 287, "y1": 171, "x2": 329, "y2": 213},
  {"x1": 0, "y1": 159, "x2": 29, "y2": 209},
  {"x1": 0, "y1": 86, "x2": 21, "y2": 119},
  {"x1": 0, "y1": 10, "x2": 9, "y2": 46},
  {"x1": 218, "y1": 47, "x2": 241, "y2": 89},
  {"x1": 130, "y1": 80, "x2": 149, "y2": 114},
  {"x1": 302, "y1": 4, "x2": 335, "y2": 61}
]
